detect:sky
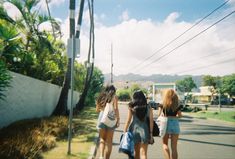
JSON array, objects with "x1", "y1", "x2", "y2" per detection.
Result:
[{"x1": 3, "y1": 0, "x2": 235, "y2": 76}]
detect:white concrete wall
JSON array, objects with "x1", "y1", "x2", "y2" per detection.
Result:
[{"x1": 0, "y1": 72, "x2": 79, "y2": 128}]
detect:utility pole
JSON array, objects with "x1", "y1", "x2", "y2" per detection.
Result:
[
  {"x1": 67, "y1": 0, "x2": 84, "y2": 155},
  {"x1": 67, "y1": 0, "x2": 76, "y2": 155},
  {"x1": 111, "y1": 43, "x2": 113, "y2": 84},
  {"x1": 218, "y1": 89, "x2": 221, "y2": 112}
]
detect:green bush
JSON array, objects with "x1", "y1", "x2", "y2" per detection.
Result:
[
  {"x1": 0, "y1": 60, "x2": 12, "y2": 100},
  {"x1": 117, "y1": 89, "x2": 131, "y2": 101}
]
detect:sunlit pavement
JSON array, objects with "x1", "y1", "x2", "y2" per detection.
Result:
[{"x1": 99, "y1": 103, "x2": 235, "y2": 159}]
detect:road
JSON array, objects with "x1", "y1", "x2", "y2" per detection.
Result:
[{"x1": 95, "y1": 102, "x2": 235, "y2": 159}]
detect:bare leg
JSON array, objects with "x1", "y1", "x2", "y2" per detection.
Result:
[
  {"x1": 105, "y1": 130, "x2": 114, "y2": 159},
  {"x1": 162, "y1": 134, "x2": 170, "y2": 159},
  {"x1": 171, "y1": 134, "x2": 179, "y2": 159},
  {"x1": 99, "y1": 129, "x2": 106, "y2": 158},
  {"x1": 140, "y1": 143, "x2": 148, "y2": 159},
  {"x1": 134, "y1": 144, "x2": 140, "y2": 159}
]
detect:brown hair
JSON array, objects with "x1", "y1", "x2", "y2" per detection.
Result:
[
  {"x1": 96, "y1": 85, "x2": 116, "y2": 111},
  {"x1": 129, "y1": 90, "x2": 147, "y2": 121},
  {"x1": 162, "y1": 89, "x2": 179, "y2": 112}
]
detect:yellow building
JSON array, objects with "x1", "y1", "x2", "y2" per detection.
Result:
[{"x1": 191, "y1": 86, "x2": 214, "y2": 104}]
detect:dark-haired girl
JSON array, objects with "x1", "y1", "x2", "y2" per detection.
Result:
[{"x1": 123, "y1": 90, "x2": 154, "y2": 159}]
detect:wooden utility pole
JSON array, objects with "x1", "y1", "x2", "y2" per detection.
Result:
[{"x1": 111, "y1": 43, "x2": 113, "y2": 84}]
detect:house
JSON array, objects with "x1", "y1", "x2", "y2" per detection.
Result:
[{"x1": 191, "y1": 86, "x2": 214, "y2": 104}]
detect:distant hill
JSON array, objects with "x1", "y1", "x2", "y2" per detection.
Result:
[{"x1": 104, "y1": 73, "x2": 203, "y2": 88}]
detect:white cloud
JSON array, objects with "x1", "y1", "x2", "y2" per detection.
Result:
[
  {"x1": 37, "y1": 0, "x2": 65, "y2": 12},
  {"x1": 119, "y1": 10, "x2": 129, "y2": 21},
  {"x1": 59, "y1": 9, "x2": 235, "y2": 76},
  {"x1": 3, "y1": 2, "x2": 22, "y2": 20},
  {"x1": 164, "y1": 12, "x2": 180, "y2": 24},
  {"x1": 228, "y1": 0, "x2": 235, "y2": 7}
]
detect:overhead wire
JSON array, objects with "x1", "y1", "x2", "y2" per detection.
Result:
[
  {"x1": 174, "y1": 57, "x2": 235, "y2": 75},
  {"x1": 137, "y1": 10, "x2": 235, "y2": 73},
  {"x1": 128, "y1": 0, "x2": 230, "y2": 72},
  {"x1": 166, "y1": 47, "x2": 235, "y2": 74},
  {"x1": 131, "y1": 47, "x2": 235, "y2": 81}
]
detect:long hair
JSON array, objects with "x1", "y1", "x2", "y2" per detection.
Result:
[
  {"x1": 129, "y1": 90, "x2": 147, "y2": 121},
  {"x1": 96, "y1": 85, "x2": 116, "y2": 110},
  {"x1": 162, "y1": 89, "x2": 179, "y2": 111}
]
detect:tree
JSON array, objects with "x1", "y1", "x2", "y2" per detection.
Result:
[
  {"x1": 73, "y1": 63, "x2": 104, "y2": 106},
  {"x1": 84, "y1": 67, "x2": 104, "y2": 106},
  {"x1": 117, "y1": 89, "x2": 131, "y2": 101},
  {"x1": 176, "y1": 77, "x2": 197, "y2": 93},
  {"x1": 202, "y1": 75, "x2": 219, "y2": 87},
  {"x1": 176, "y1": 77, "x2": 197, "y2": 104},
  {"x1": 1, "y1": 0, "x2": 65, "y2": 86},
  {"x1": 130, "y1": 84, "x2": 141, "y2": 93},
  {"x1": 221, "y1": 74, "x2": 235, "y2": 97},
  {"x1": 202, "y1": 75, "x2": 222, "y2": 103}
]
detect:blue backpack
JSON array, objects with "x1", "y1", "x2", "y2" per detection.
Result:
[{"x1": 119, "y1": 131, "x2": 134, "y2": 159}]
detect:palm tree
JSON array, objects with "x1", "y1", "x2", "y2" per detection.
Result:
[{"x1": 1, "y1": 0, "x2": 66, "y2": 83}]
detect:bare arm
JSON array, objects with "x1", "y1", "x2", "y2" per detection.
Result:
[
  {"x1": 123, "y1": 108, "x2": 132, "y2": 132},
  {"x1": 149, "y1": 107, "x2": 153, "y2": 133},
  {"x1": 177, "y1": 110, "x2": 182, "y2": 118},
  {"x1": 114, "y1": 96, "x2": 120, "y2": 127},
  {"x1": 95, "y1": 102, "x2": 100, "y2": 112},
  {"x1": 157, "y1": 105, "x2": 162, "y2": 117}
]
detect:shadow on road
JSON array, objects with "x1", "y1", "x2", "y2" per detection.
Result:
[{"x1": 179, "y1": 138, "x2": 235, "y2": 147}]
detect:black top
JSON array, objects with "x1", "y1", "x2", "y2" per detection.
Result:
[{"x1": 160, "y1": 105, "x2": 181, "y2": 116}]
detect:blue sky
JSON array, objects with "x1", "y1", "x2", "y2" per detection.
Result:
[
  {"x1": 50, "y1": 0, "x2": 229, "y2": 25},
  {"x1": 4, "y1": 0, "x2": 235, "y2": 76}
]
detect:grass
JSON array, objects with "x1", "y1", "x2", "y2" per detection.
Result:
[
  {"x1": 42, "y1": 106, "x2": 98, "y2": 159},
  {"x1": 193, "y1": 111, "x2": 235, "y2": 123},
  {"x1": 0, "y1": 106, "x2": 98, "y2": 159}
]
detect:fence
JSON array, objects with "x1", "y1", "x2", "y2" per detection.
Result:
[{"x1": 0, "y1": 71, "x2": 79, "y2": 128}]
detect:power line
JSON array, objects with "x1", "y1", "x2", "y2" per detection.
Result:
[
  {"x1": 167, "y1": 47, "x2": 235, "y2": 73},
  {"x1": 128, "y1": 0, "x2": 230, "y2": 72},
  {"x1": 175, "y1": 57, "x2": 235, "y2": 75},
  {"x1": 137, "y1": 10, "x2": 235, "y2": 72}
]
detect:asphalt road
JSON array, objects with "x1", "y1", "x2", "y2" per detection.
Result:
[{"x1": 95, "y1": 103, "x2": 235, "y2": 159}]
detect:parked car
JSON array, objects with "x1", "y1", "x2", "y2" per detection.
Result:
[{"x1": 148, "y1": 101, "x2": 159, "y2": 110}]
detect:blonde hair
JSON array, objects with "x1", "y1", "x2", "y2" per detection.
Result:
[{"x1": 162, "y1": 89, "x2": 179, "y2": 111}]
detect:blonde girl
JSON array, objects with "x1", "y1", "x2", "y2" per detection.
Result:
[{"x1": 158, "y1": 89, "x2": 182, "y2": 159}]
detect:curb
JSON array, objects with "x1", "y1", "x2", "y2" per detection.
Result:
[
  {"x1": 88, "y1": 132, "x2": 100, "y2": 159},
  {"x1": 183, "y1": 112, "x2": 235, "y2": 126}
]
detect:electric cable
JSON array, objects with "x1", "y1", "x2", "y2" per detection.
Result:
[
  {"x1": 128, "y1": 0, "x2": 230, "y2": 72},
  {"x1": 166, "y1": 47, "x2": 235, "y2": 73},
  {"x1": 174, "y1": 57, "x2": 235, "y2": 75},
  {"x1": 137, "y1": 10, "x2": 235, "y2": 73}
]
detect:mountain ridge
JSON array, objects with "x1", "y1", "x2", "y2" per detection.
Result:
[{"x1": 104, "y1": 73, "x2": 203, "y2": 87}]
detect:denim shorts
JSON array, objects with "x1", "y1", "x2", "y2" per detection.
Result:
[{"x1": 166, "y1": 118, "x2": 180, "y2": 134}]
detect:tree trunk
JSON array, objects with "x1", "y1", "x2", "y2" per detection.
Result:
[{"x1": 52, "y1": 59, "x2": 71, "y2": 116}]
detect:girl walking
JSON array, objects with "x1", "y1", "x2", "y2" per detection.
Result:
[
  {"x1": 96, "y1": 85, "x2": 120, "y2": 159},
  {"x1": 158, "y1": 89, "x2": 182, "y2": 159},
  {"x1": 124, "y1": 90, "x2": 154, "y2": 159}
]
